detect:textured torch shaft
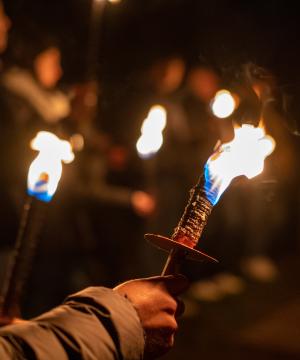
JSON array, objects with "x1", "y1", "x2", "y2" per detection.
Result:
[
  {"x1": 0, "y1": 197, "x2": 46, "y2": 319},
  {"x1": 161, "y1": 176, "x2": 213, "y2": 275},
  {"x1": 172, "y1": 176, "x2": 213, "y2": 247}
]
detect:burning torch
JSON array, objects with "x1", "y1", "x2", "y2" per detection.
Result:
[
  {"x1": 136, "y1": 104, "x2": 167, "y2": 197},
  {"x1": 0, "y1": 131, "x2": 74, "y2": 320},
  {"x1": 136, "y1": 105, "x2": 167, "y2": 159},
  {"x1": 145, "y1": 123, "x2": 275, "y2": 275}
]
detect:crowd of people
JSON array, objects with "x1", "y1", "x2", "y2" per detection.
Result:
[{"x1": 0, "y1": 1, "x2": 300, "y2": 358}]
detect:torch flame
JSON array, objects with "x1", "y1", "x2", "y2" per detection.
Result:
[
  {"x1": 27, "y1": 131, "x2": 75, "y2": 202},
  {"x1": 210, "y1": 89, "x2": 237, "y2": 119},
  {"x1": 204, "y1": 123, "x2": 275, "y2": 205},
  {"x1": 136, "y1": 105, "x2": 167, "y2": 158}
]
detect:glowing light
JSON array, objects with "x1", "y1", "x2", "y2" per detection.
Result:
[
  {"x1": 27, "y1": 131, "x2": 75, "y2": 202},
  {"x1": 205, "y1": 124, "x2": 276, "y2": 204},
  {"x1": 136, "y1": 105, "x2": 167, "y2": 159},
  {"x1": 211, "y1": 89, "x2": 236, "y2": 118},
  {"x1": 70, "y1": 133, "x2": 84, "y2": 152},
  {"x1": 95, "y1": 0, "x2": 121, "y2": 3}
]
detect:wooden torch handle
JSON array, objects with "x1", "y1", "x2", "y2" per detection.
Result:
[{"x1": 161, "y1": 249, "x2": 186, "y2": 275}]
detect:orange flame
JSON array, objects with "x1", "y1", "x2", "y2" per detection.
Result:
[
  {"x1": 206, "y1": 123, "x2": 276, "y2": 203},
  {"x1": 136, "y1": 105, "x2": 167, "y2": 158}
]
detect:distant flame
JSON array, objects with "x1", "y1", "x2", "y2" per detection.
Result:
[
  {"x1": 96, "y1": 0, "x2": 121, "y2": 3},
  {"x1": 210, "y1": 89, "x2": 237, "y2": 119},
  {"x1": 136, "y1": 105, "x2": 167, "y2": 158},
  {"x1": 27, "y1": 131, "x2": 75, "y2": 202},
  {"x1": 205, "y1": 123, "x2": 275, "y2": 205}
]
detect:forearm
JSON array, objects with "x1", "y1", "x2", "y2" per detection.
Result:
[{"x1": 0, "y1": 287, "x2": 145, "y2": 360}]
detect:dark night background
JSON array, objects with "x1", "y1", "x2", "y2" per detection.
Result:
[
  {"x1": 2, "y1": 1, "x2": 300, "y2": 359},
  {"x1": 5, "y1": 0, "x2": 300, "y2": 135},
  {"x1": 4, "y1": 0, "x2": 300, "y2": 85}
]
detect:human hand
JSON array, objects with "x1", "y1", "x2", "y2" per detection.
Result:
[{"x1": 114, "y1": 275, "x2": 189, "y2": 359}]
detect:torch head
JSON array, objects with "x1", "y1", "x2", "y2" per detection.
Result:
[
  {"x1": 27, "y1": 131, "x2": 74, "y2": 202},
  {"x1": 204, "y1": 123, "x2": 276, "y2": 205}
]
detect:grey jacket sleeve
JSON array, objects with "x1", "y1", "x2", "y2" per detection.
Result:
[{"x1": 0, "y1": 287, "x2": 145, "y2": 360}]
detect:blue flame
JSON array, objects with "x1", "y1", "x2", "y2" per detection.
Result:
[
  {"x1": 203, "y1": 163, "x2": 222, "y2": 206},
  {"x1": 27, "y1": 178, "x2": 53, "y2": 202}
]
